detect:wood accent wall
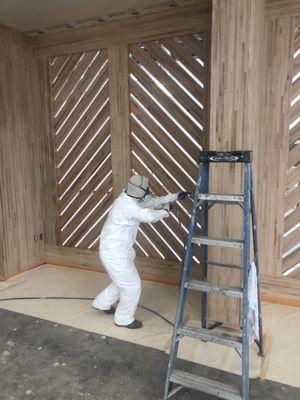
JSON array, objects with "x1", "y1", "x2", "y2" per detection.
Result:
[
  {"x1": 0, "y1": 24, "x2": 55, "y2": 279},
  {"x1": 33, "y1": 5, "x2": 212, "y2": 260},
  {"x1": 258, "y1": 18, "x2": 295, "y2": 277},
  {"x1": 207, "y1": 0, "x2": 266, "y2": 325}
]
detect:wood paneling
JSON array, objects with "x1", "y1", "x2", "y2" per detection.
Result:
[
  {"x1": 45, "y1": 245, "x2": 300, "y2": 305},
  {"x1": 0, "y1": 24, "x2": 54, "y2": 278},
  {"x1": 282, "y1": 20, "x2": 300, "y2": 276},
  {"x1": 266, "y1": 0, "x2": 300, "y2": 18},
  {"x1": 108, "y1": 45, "x2": 132, "y2": 198},
  {"x1": 48, "y1": 49, "x2": 113, "y2": 250},
  {"x1": 207, "y1": 0, "x2": 266, "y2": 325},
  {"x1": 128, "y1": 32, "x2": 210, "y2": 262},
  {"x1": 45, "y1": 244, "x2": 184, "y2": 284},
  {"x1": 28, "y1": 3, "x2": 212, "y2": 57},
  {"x1": 258, "y1": 18, "x2": 295, "y2": 278}
]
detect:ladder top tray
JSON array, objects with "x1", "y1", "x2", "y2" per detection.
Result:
[{"x1": 199, "y1": 151, "x2": 252, "y2": 163}]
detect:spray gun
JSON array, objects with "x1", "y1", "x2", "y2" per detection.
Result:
[{"x1": 162, "y1": 191, "x2": 191, "y2": 213}]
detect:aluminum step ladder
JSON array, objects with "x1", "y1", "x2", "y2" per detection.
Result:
[{"x1": 163, "y1": 151, "x2": 264, "y2": 400}]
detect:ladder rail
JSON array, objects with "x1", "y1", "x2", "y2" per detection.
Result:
[
  {"x1": 163, "y1": 162, "x2": 205, "y2": 400},
  {"x1": 250, "y1": 164, "x2": 264, "y2": 357},
  {"x1": 242, "y1": 162, "x2": 251, "y2": 400},
  {"x1": 201, "y1": 162, "x2": 209, "y2": 328},
  {"x1": 163, "y1": 151, "x2": 263, "y2": 400}
]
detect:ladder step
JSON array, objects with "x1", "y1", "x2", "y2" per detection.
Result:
[
  {"x1": 199, "y1": 193, "x2": 244, "y2": 204},
  {"x1": 178, "y1": 322, "x2": 242, "y2": 350},
  {"x1": 170, "y1": 370, "x2": 242, "y2": 400},
  {"x1": 192, "y1": 236, "x2": 244, "y2": 249},
  {"x1": 185, "y1": 280, "x2": 243, "y2": 298},
  {"x1": 208, "y1": 261, "x2": 243, "y2": 270}
]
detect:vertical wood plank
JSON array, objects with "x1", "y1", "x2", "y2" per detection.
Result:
[
  {"x1": 258, "y1": 17, "x2": 295, "y2": 278},
  {"x1": 0, "y1": 25, "x2": 49, "y2": 278},
  {"x1": 108, "y1": 44, "x2": 131, "y2": 198},
  {"x1": 208, "y1": 0, "x2": 266, "y2": 325},
  {"x1": 40, "y1": 59, "x2": 58, "y2": 248}
]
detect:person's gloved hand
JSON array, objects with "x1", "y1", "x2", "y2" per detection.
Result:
[{"x1": 178, "y1": 191, "x2": 190, "y2": 200}]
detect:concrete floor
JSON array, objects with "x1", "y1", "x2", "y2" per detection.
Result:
[{"x1": 0, "y1": 308, "x2": 299, "y2": 400}]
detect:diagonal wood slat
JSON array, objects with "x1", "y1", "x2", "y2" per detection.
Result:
[
  {"x1": 49, "y1": 49, "x2": 113, "y2": 250},
  {"x1": 59, "y1": 156, "x2": 111, "y2": 216},
  {"x1": 52, "y1": 54, "x2": 83, "y2": 98},
  {"x1": 289, "y1": 124, "x2": 300, "y2": 145},
  {"x1": 130, "y1": 80, "x2": 202, "y2": 159},
  {"x1": 53, "y1": 52, "x2": 98, "y2": 116},
  {"x1": 58, "y1": 129, "x2": 110, "y2": 198},
  {"x1": 144, "y1": 41, "x2": 205, "y2": 104},
  {"x1": 75, "y1": 194, "x2": 113, "y2": 249},
  {"x1": 130, "y1": 45, "x2": 203, "y2": 125},
  {"x1": 284, "y1": 207, "x2": 300, "y2": 232},
  {"x1": 54, "y1": 52, "x2": 108, "y2": 131},
  {"x1": 56, "y1": 87, "x2": 109, "y2": 165},
  {"x1": 283, "y1": 228, "x2": 300, "y2": 253},
  {"x1": 61, "y1": 175, "x2": 113, "y2": 243},
  {"x1": 129, "y1": 33, "x2": 209, "y2": 263},
  {"x1": 282, "y1": 24, "x2": 300, "y2": 275},
  {"x1": 60, "y1": 162, "x2": 112, "y2": 227},
  {"x1": 285, "y1": 185, "x2": 300, "y2": 212},
  {"x1": 160, "y1": 37, "x2": 206, "y2": 83},
  {"x1": 286, "y1": 165, "x2": 300, "y2": 190},
  {"x1": 129, "y1": 58, "x2": 203, "y2": 140},
  {"x1": 135, "y1": 230, "x2": 161, "y2": 259},
  {"x1": 131, "y1": 108, "x2": 198, "y2": 177},
  {"x1": 63, "y1": 188, "x2": 112, "y2": 248},
  {"x1": 54, "y1": 68, "x2": 108, "y2": 146},
  {"x1": 288, "y1": 143, "x2": 300, "y2": 168},
  {"x1": 57, "y1": 100, "x2": 110, "y2": 178},
  {"x1": 50, "y1": 55, "x2": 69, "y2": 83}
]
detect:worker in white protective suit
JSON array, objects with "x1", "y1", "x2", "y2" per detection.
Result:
[{"x1": 92, "y1": 174, "x2": 189, "y2": 329}]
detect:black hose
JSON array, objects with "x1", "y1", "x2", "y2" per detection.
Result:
[{"x1": 0, "y1": 296, "x2": 175, "y2": 327}]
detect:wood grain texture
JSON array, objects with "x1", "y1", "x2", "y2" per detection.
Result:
[
  {"x1": 0, "y1": 24, "x2": 52, "y2": 278},
  {"x1": 108, "y1": 45, "x2": 132, "y2": 198},
  {"x1": 258, "y1": 17, "x2": 295, "y2": 278},
  {"x1": 208, "y1": 0, "x2": 266, "y2": 325},
  {"x1": 45, "y1": 244, "x2": 184, "y2": 284},
  {"x1": 44, "y1": 245, "x2": 300, "y2": 304},
  {"x1": 282, "y1": 19, "x2": 300, "y2": 275},
  {"x1": 29, "y1": 3, "x2": 212, "y2": 57},
  {"x1": 128, "y1": 32, "x2": 209, "y2": 263},
  {"x1": 266, "y1": 0, "x2": 300, "y2": 18}
]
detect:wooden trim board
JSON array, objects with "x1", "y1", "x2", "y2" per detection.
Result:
[
  {"x1": 43, "y1": 245, "x2": 300, "y2": 306},
  {"x1": 1, "y1": 245, "x2": 299, "y2": 307},
  {"x1": 45, "y1": 244, "x2": 184, "y2": 284},
  {"x1": 28, "y1": 3, "x2": 212, "y2": 57}
]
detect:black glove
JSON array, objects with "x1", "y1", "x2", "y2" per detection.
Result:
[{"x1": 178, "y1": 191, "x2": 190, "y2": 200}]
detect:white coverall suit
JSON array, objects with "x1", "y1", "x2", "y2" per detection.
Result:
[{"x1": 93, "y1": 191, "x2": 178, "y2": 326}]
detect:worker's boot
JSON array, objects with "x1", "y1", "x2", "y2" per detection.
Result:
[
  {"x1": 103, "y1": 306, "x2": 116, "y2": 315},
  {"x1": 115, "y1": 320, "x2": 143, "y2": 329},
  {"x1": 92, "y1": 305, "x2": 115, "y2": 314}
]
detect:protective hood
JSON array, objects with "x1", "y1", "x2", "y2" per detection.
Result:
[{"x1": 126, "y1": 175, "x2": 149, "y2": 199}]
